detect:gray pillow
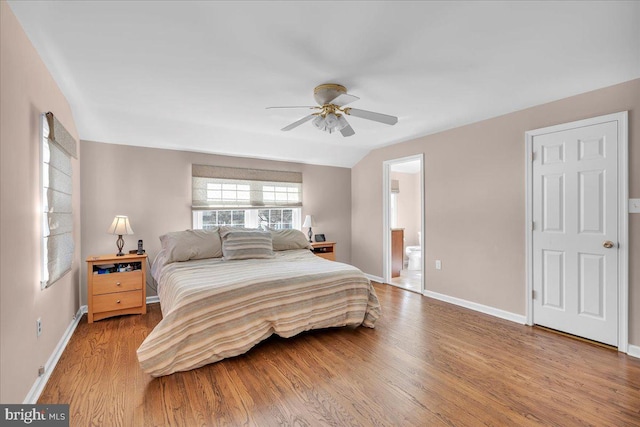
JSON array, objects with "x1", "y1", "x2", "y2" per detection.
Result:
[
  {"x1": 270, "y1": 229, "x2": 311, "y2": 251},
  {"x1": 220, "y1": 229, "x2": 275, "y2": 260},
  {"x1": 159, "y1": 228, "x2": 222, "y2": 263}
]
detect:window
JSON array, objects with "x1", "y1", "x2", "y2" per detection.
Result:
[
  {"x1": 192, "y1": 165, "x2": 303, "y2": 231},
  {"x1": 201, "y1": 210, "x2": 246, "y2": 228},
  {"x1": 259, "y1": 208, "x2": 295, "y2": 229},
  {"x1": 41, "y1": 112, "x2": 77, "y2": 288},
  {"x1": 193, "y1": 208, "x2": 301, "y2": 230}
]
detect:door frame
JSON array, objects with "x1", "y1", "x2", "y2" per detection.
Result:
[
  {"x1": 524, "y1": 111, "x2": 629, "y2": 352},
  {"x1": 382, "y1": 154, "x2": 425, "y2": 293}
]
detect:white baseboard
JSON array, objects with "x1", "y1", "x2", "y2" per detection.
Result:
[
  {"x1": 146, "y1": 295, "x2": 160, "y2": 304},
  {"x1": 23, "y1": 306, "x2": 85, "y2": 404},
  {"x1": 422, "y1": 290, "x2": 527, "y2": 325},
  {"x1": 364, "y1": 273, "x2": 384, "y2": 283},
  {"x1": 628, "y1": 344, "x2": 640, "y2": 359},
  {"x1": 369, "y1": 275, "x2": 526, "y2": 324}
]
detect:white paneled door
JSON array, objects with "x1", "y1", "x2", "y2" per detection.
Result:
[{"x1": 532, "y1": 121, "x2": 619, "y2": 346}]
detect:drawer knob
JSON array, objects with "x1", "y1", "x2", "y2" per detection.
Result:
[
  {"x1": 116, "y1": 299, "x2": 121, "y2": 304},
  {"x1": 116, "y1": 282, "x2": 121, "y2": 286}
]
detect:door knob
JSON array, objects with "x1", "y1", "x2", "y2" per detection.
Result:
[{"x1": 603, "y1": 241, "x2": 615, "y2": 249}]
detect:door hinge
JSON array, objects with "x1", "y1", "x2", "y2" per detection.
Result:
[
  {"x1": 532, "y1": 221, "x2": 535, "y2": 231},
  {"x1": 532, "y1": 290, "x2": 536, "y2": 300},
  {"x1": 531, "y1": 151, "x2": 536, "y2": 162}
]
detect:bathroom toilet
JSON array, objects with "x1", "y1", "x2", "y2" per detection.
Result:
[{"x1": 405, "y1": 232, "x2": 422, "y2": 271}]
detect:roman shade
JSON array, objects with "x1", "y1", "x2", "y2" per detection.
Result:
[
  {"x1": 42, "y1": 112, "x2": 77, "y2": 288},
  {"x1": 192, "y1": 165, "x2": 302, "y2": 210}
]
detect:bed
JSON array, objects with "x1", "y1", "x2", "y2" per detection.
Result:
[{"x1": 137, "y1": 227, "x2": 381, "y2": 377}]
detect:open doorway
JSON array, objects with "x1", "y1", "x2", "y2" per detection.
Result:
[{"x1": 382, "y1": 154, "x2": 424, "y2": 293}]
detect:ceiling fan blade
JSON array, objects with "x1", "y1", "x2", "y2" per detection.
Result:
[
  {"x1": 281, "y1": 114, "x2": 316, "y2": 131},
  {"x1": 344, "y1": 108, "x2": 398, "y2": 125},
  {"x1": 340, "y1": 123, "x2": 355, "y2": 137},
  {"x1": 329, "y1": 93, "x2": 360, "y2": 107},
  {"x1": 266, "y1": 106, "x2": 317, "y2": 110}
]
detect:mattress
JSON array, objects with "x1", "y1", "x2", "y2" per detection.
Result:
[{"x1": 137, "y1": 249, "x2": 381, "y2": 376}]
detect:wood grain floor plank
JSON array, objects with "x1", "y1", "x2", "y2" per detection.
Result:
[{"x1": 38, "y1": 283, "x2": 640, "y2": 426}]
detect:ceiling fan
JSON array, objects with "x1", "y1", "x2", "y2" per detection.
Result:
[{"x1": 266, "y1": 84, "x2": 398, "y2": 137}]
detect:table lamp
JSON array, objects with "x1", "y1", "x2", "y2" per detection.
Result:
[
  {"x1": 107, "y1": 215, "x2": 134, "y2": 256},
  {"x1": 302, "y1": 215, "x2": 316, "y2": 243}
]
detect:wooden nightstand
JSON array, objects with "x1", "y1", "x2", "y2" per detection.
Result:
[
  {"x1": 86, "y1": 253, "x2": 147, "y2": 323},
  {"x1": 311, "y1": 241, "x2": 336, "y2": 261}
]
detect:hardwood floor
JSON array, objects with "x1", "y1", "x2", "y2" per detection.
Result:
[
  {"x1": 39, "y1": 283, "x2": 640, "y2": 426},
  {"x1": 389, "y1": 268, "x2": 421, "y2": 293}
]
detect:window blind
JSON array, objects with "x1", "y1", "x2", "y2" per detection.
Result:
[
  {"x1": 192, "y1": 165, "x2": 302, "y2": 210},
  {"x1": 42, "y1": 112, "x2": 77, "y2": 288}
]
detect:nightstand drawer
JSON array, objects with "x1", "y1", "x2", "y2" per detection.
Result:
[
  {"x1": 93, "y1": 290, "x2": 143, "y2": 313},
  {"x1": 310, "y1": 241, "x2": 336, "y2": 261},
  {"x1": 315, "y1": 252, "x2": 336, "y2": 261},
  {"x1": 92, "y1": 271, "x2": 142, "y2": 295}
]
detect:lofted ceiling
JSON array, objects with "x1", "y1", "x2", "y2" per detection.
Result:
[{"x1": 8, "y1": 1, "x2": 640, "y2": 168}]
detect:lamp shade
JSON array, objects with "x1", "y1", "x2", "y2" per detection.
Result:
[
  {"x1": 107, "y1": 215, "x2": 134, "y2": 235},
  {"x1": 302, "y1": 215, "x2": 316, "y2": 228}
]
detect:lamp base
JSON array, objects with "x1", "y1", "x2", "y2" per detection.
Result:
[
  {"x1": 116, "y1": 235, "x2": 125, "y2": 256},
  {"x1": 307, "y1": 227, "x2": 313, "y2": 243}
]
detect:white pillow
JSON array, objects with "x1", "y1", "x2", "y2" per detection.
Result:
[{"x1": 159, "y1": 228, "x2": 222, "y2": 264}]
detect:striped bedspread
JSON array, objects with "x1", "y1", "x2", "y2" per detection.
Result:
[{"x1": 137, "y1": 249, "x2": 381, "y2": 377}]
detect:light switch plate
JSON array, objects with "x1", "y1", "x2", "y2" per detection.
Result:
[{"x1": 630, "y1": 199, "x2": 640, "y2": 213}]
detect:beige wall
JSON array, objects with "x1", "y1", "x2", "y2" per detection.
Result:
[
  {"x1": 352, "y1": 79, "x2": 640, "y2": 345},
  {"x1": 391, "y1": 171, "x2": 421, "y2": 248},
  {"x1": 80, "y1": 141, "x2": 351, "y2": 304},
  {"x1": 0, "y1": 1, "x2": 81, "y2": 403}
]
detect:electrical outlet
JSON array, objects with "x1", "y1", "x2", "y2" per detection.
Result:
[
  {"x1": 38, "y1": 366, "x2": 45, "y2": 376},
  {"x1": 36, "y1": 318, "x2": 42, "y2": 337},
  {"x1": 435, "y1": 260, "x2": 442, "y2": 270},
  {"x1": 630, "y1": 199, "x2": 640, "y2": 213}
]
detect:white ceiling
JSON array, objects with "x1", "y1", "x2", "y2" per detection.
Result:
[{"x1": 8, "y1": 1, "x2": 640, "y2": 168}]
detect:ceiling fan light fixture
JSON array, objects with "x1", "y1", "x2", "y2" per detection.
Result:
[
  {"x1": 312, "y1": 115, "x2": 325, "y2": 131},
  {"x1": 312, "y1": 113, "x2": 349, "y2": 134},
  {"x1": 312, "y1": 113, "x2": 345, "y2": 134},
  {"x1": 324, "y1": 113, "x2": 339, "y2": 129}
]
